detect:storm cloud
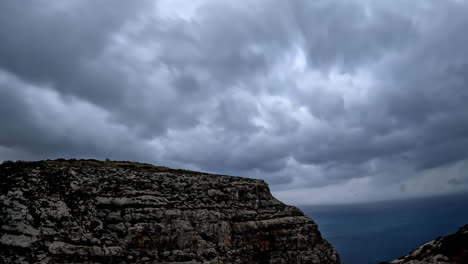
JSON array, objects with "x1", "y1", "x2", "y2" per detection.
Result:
[{"x1": 1, "y1": 0, "x2": 468, "y2": 204}]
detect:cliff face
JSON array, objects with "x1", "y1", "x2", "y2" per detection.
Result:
[
  {"x1": 388, "y1": 225, "x2": 468, "y2": 264},
  {"x1": 0, "y1": 159, "x2": 339, "y2": 264}
]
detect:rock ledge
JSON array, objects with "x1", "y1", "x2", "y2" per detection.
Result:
[{"x1": 0, "y1": 159, "x2": 339, "y2": 264}]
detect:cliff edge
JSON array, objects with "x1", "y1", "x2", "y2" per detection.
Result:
[
  {"x1": 387, "y1": 225, "x2": 468, "y2": 264},
  {"x1": 0, "y1": 159, "x2": 339, "y2": 264}
]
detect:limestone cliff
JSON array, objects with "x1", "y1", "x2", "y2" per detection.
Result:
[
  {"x1": 387, "y1": 225, "x2": 468, "y2": 264},
  {"x1": 0, "y1": 159, "x2": 339, "y2": 264}
]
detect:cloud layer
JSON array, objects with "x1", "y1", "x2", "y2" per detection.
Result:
[{"x1": 1, "y1": 0, "x2": 468, "y2": 204}]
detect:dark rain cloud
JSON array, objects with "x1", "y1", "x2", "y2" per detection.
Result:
[{"x1": 1, "y1": 0, "x2": 468, "y2": 202}]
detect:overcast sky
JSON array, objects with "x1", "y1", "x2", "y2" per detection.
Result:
[{"x1": 1, "y1": 0, "x2": 468, "y2": 204}]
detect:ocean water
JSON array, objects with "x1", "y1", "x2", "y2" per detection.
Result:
[{"x1": 300, "y1": 193, "x2": 468, "y2": 264}]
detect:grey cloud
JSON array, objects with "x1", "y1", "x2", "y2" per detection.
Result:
[
  {"x1": 0, "y1": 71, "x2": 154, "y2": 163},
  {"x1": 290, "y1": 0, "x2": 417, "y2": 72},
  {"x1": 448, "y1": 177, "x2": 468, "y2": 187},
  {"x1": 0, "y1": 1, "x2": 147, "y2": 98},
  {"x1": 289, "y1": 0, "x2": 468, "y2": 177},
  {"x1": 172, "y1": 74, "x2": 201, "y2": 95},
  {"x1": 212, "y1": 94, "x2": 259, "y2": 133},
  {"x1": 1, "y1": 0, "x2": 468, "y2": 202}
]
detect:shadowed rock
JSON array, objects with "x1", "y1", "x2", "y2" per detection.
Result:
[
  {"x1": 0, "y1": 159, "x2": 339, "y2": 264},
  {"x1": 382, "y1": 225, "x2": 468, "y2": 264}
]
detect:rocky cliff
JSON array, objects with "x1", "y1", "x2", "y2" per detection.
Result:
[
  {"x1": 0, "y1": 159, "x2": 339, "y2": 264},
  {"x1": 387, "y1": 225, "x2": 468, "y2": 264}
]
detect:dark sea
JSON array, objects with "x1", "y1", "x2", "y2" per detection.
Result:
[{"x1": 300, "y1": 192, "x2": 468, "y2": 264}]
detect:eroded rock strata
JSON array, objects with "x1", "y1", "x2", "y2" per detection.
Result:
[
  {"x1": 387, "y1": 225, "x2": 468, "y2": 264},
  {"x1": 0, "y1": 159, "x2": 339, "y2": 264}
]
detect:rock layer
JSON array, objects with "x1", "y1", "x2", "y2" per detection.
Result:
[
  {"x1": 388, "y1": 225, "x2": 468, "y2": 264},
  {"x1": 0, "y1": 159, "x2": 339, "y2": 264}
]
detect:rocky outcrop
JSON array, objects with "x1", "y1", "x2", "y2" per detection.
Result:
[
  {"x1": 387, "y1": 225, "x2": 468, "y2": 264},
  {"x1": 0, "y1": 159, "x2": 339, "y2": 264}
]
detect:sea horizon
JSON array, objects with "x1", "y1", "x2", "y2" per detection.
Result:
[{"x1": 300, "y1": 192, "x2": 468, "y2": 264}]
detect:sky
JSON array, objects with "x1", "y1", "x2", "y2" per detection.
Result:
[{"x1": 1, "y1": 0, "x2": 468, "y2": 205}]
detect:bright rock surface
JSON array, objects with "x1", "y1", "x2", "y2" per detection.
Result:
[{"x1": 0, "y1": 159, "x2": 339, "y2": 264}]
